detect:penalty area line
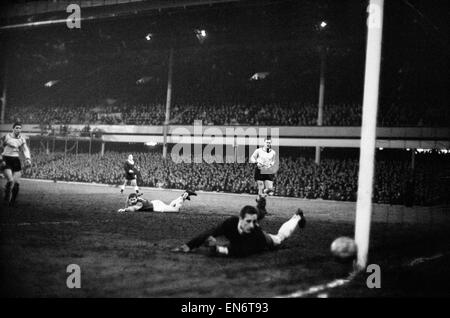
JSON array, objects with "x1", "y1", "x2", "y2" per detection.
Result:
[
  {"x1": 275, "y1": 273, "x2": 356, "y2": 298},
  {"x1": 1, "y1": 220, "x2": 81, "y2": 227},
  {"x1": 0, "y1": 219, "x2": 121, "y2": 227},
  {"x1": 406, "y1": 252, "x2": 448, "y2": 267},
  {"x1": 20, "y1": 178, "x2": 349, "y2": 203}
]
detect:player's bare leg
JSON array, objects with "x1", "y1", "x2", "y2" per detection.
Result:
[
  {"x1": 267, "y1": 209, "x2": 306, "y2": 246},
  {"x1": 168, "y1": 193, "x2": 186, "y2": 210},
  {"x1": 130, "y1": 179, "x2": 140, "y2": 194},
  {"x1": 9, "y1": 171, "x2": 22, "y2": 206},
  {"x1": 256, "y1": 196, "x2": 269, "y2": 220},
  {"x1": 257, "y1": 180, "x2": 265, "y2": 198},
  {"x1": 263, "y1": 180, "x2": 274, "y2": 196},
  {"x1": 153, "y1": 190, "x2": 196, "y2": 212},
  {"x1": 151, "y1": 200, "x2": 180, "y2": 212},
  {"x1": 120, "y1": 180, "x2": 128, "y2": 194},
  {"x1": 2, "y1": 168, "x2": 14, "y2": 204}
]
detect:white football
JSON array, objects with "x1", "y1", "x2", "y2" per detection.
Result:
[{"x1": 330, "y1": 236, "x2": 357, "y2": 259}]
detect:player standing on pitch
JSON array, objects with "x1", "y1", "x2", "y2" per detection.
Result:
[
  {"x1": 250, "y1": 138, "x2": 276, "y2": 201},
  {"x1": 120, "y1": 154, "x2": 140, "y2": 194},
  {"x1": 0, "y1": 122, "x2": 32, "y2": 206}
]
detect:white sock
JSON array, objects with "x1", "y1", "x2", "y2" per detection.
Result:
[
  {"x1": 170, "y1": 196, "x2": 184, "y2": 208},
  {"x1": 277, "y1": 215, "x2": 301, "y2": 242}
]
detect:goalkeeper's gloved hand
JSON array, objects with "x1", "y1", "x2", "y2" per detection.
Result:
[
  {"x1": 208, "y1": 245, "x2": 228, "y2": 257},
  {"x1": 204, "y1": 236, "x2": 217, "y2": 247}
]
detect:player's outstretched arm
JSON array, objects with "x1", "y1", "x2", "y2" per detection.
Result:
[
  {"x1": 173, "y1": 221, "x2": 227, "y2": 253},
  {"x1": 172, "y1": 236, "x2": 216, "y2": 253},
  {"x1": 117, "y1": 202, "x2": 143, "y2": 213}
]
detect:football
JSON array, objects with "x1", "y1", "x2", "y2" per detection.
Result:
[{"x1": 330, "y1": 236, "x2": 357, "y2": 259}]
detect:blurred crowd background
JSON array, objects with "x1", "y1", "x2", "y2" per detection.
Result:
[
  {"x1": 23, "y1": 146, "x2": 449, "y2": 206},
  {"x1": 6, "y1": 101, "x2": 449, "y2": 127},
  {"x1": 3, "y1": 0, "x2": 448, "y2": 209}
]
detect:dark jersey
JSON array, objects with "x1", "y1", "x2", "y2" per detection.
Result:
[
  {"x1": 131, "y1": 198, "x2": 153, "y2": 212},
  {"x1": 186, "y1": 216, "x2": 270, "y2": 257},
  {"x1": 124, "y1": 161, "x2": 136, "y2": 180}
]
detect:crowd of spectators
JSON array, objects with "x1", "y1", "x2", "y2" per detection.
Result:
[
  {"x1": 23, "y1": 149, "x2": 449, "y2": 206},
  {"x1": 6, "y1": 101, "x2": 449, "y2": 127}
]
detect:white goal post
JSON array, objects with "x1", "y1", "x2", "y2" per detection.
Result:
[{"x1": 354, "y1": 0, "x2": 384, "y2": 271}]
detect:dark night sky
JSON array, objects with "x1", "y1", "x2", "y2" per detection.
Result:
[{"x1": 0, "y1": 0, "x2": 448, "y2": 108}]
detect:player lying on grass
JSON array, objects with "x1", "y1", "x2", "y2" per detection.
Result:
[
  {"x1": 117, "y1": 190, "x2": 197, "y2": 213},
  {"x1": 172, "y1": 202, "x2": 306, "y2": 257}
]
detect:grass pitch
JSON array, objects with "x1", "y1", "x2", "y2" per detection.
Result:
[{"x1": 1, "y1": 179, "x2": 449, "y2": 297}]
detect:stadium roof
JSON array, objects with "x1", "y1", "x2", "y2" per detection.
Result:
[
  {"x1": 0, "y1": 0, "x2": 447, "y2": 107},
  {"x1": 0, "y1": 0, "x2": 270, "y2": 29}
]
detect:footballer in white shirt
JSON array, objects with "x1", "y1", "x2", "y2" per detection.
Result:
[
  {"x1": 249, "y1": 138, "x2": 276, "y2": 200},
  {"x1": 0, "y1": 122, "x2": 32, "y2": 206}
]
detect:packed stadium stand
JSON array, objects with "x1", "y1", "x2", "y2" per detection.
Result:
[
  {"x1": 6, "y1": 101, "x2": 450, "y2": 127},
  {"x1": 24, "y1": 148, "x2": 449, "y2": 206}
]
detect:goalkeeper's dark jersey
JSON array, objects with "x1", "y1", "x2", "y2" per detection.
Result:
[{"x1": 186, "y1": 216, "x2": 270, "y2": 257}]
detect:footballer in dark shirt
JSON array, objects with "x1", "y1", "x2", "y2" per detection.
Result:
[
  {"x1": 120, "y1": 154, "x2": 140, "y2": 194},
  {"x1": 173, "y1": 202, "x2": 306, "y2": 257}
]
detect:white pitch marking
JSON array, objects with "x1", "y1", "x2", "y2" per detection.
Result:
[
  {"x1": 276, "y1": 270, "x2": 359, "y2": 298},
  {"x1": 0, "y1": 221, "x2": 81, "y2": 227},
  {"x1": 407, "y1": 253, "x2": 445, "y2": 267},
  {"x1": 20, "y1": 178, "x2": 348, "y2": 203}
]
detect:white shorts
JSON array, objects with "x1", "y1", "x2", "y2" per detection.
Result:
[
  {"x1": 150, "y1": 200, "x2": 179, "y2": 213},
  {"x1": 150, "y1": 200, "x2": 166, "y2": 212}
]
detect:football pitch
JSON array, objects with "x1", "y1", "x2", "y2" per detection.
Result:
[{"x1": 1, "y1": 179, "x2": 449, "y2": 297}]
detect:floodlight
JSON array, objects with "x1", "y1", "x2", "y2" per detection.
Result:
[{"x1": 195, "y1": 29, "x2": 207, "y2": 43}]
